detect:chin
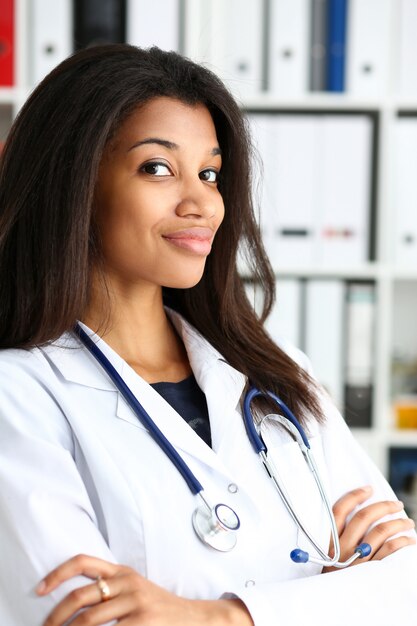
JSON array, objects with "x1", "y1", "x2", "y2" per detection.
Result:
[{"x1": 163, "y1": 269, "x2": 206, "y2": 290}]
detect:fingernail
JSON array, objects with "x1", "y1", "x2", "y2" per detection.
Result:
[
  {"x1": 395, "y1": 500, "x2": 404, "y2": 509},
  {"x1": 36, "y1": 580, "x2": 46, "y2": 594}
]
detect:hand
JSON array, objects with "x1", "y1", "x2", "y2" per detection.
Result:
[
  {"x1": 323, "y1": 486, "x2": 416, "y2": 572},
  {"x1": 37, "y1": 554, "x2": 254, "y2": 626}
]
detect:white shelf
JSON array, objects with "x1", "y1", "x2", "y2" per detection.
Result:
[
  {"x1": 242, "y1": 93, "x2": 384, "y2": 111},
  {"x1": 242, "y1": 94, "x2": 417, "y2": 113}
]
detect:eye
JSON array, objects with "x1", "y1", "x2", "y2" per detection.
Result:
[
  {"x1": 140, "y1": 161, "x2": 172, "y2": 176},
  {"x1": 199, "y1": 168, "x2": 219, "y2": 183}
]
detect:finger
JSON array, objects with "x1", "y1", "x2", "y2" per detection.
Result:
[
  {"x1": 372, "y1": 535, "x2": 417, "y2": 561},
  {"x1": 337, "y1": 500, "x2": 405, "y2": 551},
  {"x1": 37, "y1": 554, "x2": 120, "y2": 595},
  {"x1": 43, "y1": 575, "x2": 131, "y2": 626},
  {"x1": 332, "y1": 486, "x2": 373, "y2": 535},
  {"x1": 363, "y1": 517, "x2": 416, "y2": 559},
  {"x1": 46, "y1": 594, "x2": 134, "y2": 626}
]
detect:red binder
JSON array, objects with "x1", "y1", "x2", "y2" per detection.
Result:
[{"x1": 0, "y1": 0, "x2": 14, "y2": 86}]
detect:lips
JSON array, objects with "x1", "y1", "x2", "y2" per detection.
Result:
[{"x1": 162, "y1": 228, "x2": 214, "y2": 255}]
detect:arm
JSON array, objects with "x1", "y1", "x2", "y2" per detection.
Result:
[
  {"x1": 37, "y1": 486, "x2": 414, "y2": 626},
  {"x1": 232, "y1": 397, "x2": 417, "y2": 625},
  {"x1": 38, "y1": 556, "x2": 253, "y2": 626},
  {"x1": 0, "y1": 356, "x2": 120, "y2": 625}
]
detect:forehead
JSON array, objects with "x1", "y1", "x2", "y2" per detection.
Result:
[{"x1": 112, "y1": 97, "x2": 218, "y2": 148}]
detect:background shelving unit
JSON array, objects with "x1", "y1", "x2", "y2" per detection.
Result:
[{"x1": 2, "y1": 0, "x2": 417, "y2": 483}]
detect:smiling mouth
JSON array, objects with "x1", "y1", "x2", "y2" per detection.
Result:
[{"x1": 162, "y1": 228, "x2": 214, "y2": 255}]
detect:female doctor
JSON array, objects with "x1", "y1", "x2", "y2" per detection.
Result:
[{"x1": 0, "y1": 44, "x2": 416, "y2": 626}]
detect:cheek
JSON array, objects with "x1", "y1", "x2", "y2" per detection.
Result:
[{"x1": 214, "y1": 195, "x2": 225, "y2": 229}]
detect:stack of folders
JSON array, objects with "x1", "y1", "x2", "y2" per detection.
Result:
[
  {"x1": 2, "y1": 0, "x2": 417, "y2": 97},
  {"x1": 188, "y1": 0, "x2": 415, "y2": 98},
  {"x1": 0, "y1": 0, "x2": 182, "y2": 88},
  {"x1": 248, "y1": 278, "x2": 376, "y2": 428},
  {"x1": 248, "y1": 112, "x2": 374, "y2": 270}
]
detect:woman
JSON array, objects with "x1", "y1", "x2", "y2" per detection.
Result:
[{"x1": 0, "y1": 45, "x2": 415, "y2": 626}]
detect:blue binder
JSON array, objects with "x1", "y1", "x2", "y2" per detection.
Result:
[{"x1": 326, "y1": 0, "x2": 348, "y2": 92}]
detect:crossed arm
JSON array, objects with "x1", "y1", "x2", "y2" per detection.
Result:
[{"x1": 37, "y1": 486, "x2": 415, "y2": 626}]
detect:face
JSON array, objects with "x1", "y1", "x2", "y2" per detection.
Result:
[{"x1": 94, "y1": 97, "x2": 224, "y2": 292}]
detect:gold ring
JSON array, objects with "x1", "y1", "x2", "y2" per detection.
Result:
[{"x1": 96, "y1": 576, "x2": 111, "y2": 602}]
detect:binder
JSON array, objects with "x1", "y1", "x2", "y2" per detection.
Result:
[
  {"x1": 397, "y1": 0, "x2": 417, "y2": 96},
  {"x1": 29, "y1": 0, "x2": 73, "y2": 86},
  {"x1": 183, "y1": 0, "x2": 212, "y2": 66},
  {"x1": 74, "y1": 0, "x2": 126, "y2": 49},
  {"x1": 394, "y1": 117, "x2": 417, "y2": 266},
  {"x1": 247, "y1": 113, "x2": 281, "y2": 265},
  {"x1": 265, "y1": 278, "x2": 303, "y2": 350},
  {"x1": 126, "y1": 0, "x2": 181, "y2": 52},
  {"x1": 0, "y1": 0, "x2": 14, "y2": 86},
  {"x1": 326, "y1": 0, "x2": 348, "y2": 92},
  {"x1": 196, "y1": 0, "x2": 264, "y2": 98},
  {"x1": 272, "y1": 115, "x2": 319, "y2": 267},
  {"x1": 315, "y1": 115, "x2": 373, "y2": 266},
  {"x1": 346, "y1": 0, "x2": 391, "y2": 96},
  {"x1": 344, "y1": 282, "x2": 375, "y2": 427},
  {"x1": 268, "y1": 0, "x2": 310, "y2": 95},
  {"x1": 305, "y1": 279, "x2": 344, "y2": 407},
  {"x1": 309, "y1": 0, "x2": 328, "y2": 92}
]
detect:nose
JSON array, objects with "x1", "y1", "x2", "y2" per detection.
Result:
[{"x1": 175, "y1": 177, "x2": 220, "y2": 220}]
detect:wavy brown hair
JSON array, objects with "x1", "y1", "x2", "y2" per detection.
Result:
[{"x1": 0, "y1": 44, "x2": 323, "y2": 424}]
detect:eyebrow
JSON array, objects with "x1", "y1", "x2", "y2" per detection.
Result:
[{"x1": 128, "y1": 137, "x2": 222, "y2": 157}]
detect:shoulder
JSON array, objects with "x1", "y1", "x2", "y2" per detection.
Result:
[
  {"x1": 0, "y1": 338, "x2": 79, "y2": 447},
  {"x1": 0, "y1": 344, "x2": 51, "y2": 378}
]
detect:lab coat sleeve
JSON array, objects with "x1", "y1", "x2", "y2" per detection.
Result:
[
  {"x1": 224, "y1": 396, "x2": 417, "y2": 626},
  {"x1": 0, "y1": 353, "x2": 118, "y2": 626}
]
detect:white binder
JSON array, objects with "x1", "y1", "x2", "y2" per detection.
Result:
[
  {"x1": 315, "y1": 115, "x2": 373, "y2": 266},
  {"x1": 397, "y1": 0, "x2": 417, "y2": 96},
  {"x1": 29, "y1": 0, "x2": 73, "y2": 86},
  {"x1": 346, "y1": 0, "x2": 391, "y2": 96},
  {"x1": 305, "y1": 279, "x2": 345, "y2": 407},
  {"x1": 394, "y1": 117, "x2": 417, "y2": 266},
  {"x1": 247, "y1": 113, "x2": 281, "y2": 266},
  {"x1": 265, "y1": 278, "x2": 303, "y2": 350},
  {"x1": 127, "y1": 0, "x2": 181, "y2": 52},
  {"x1": 268, "y1": 0, "x2": 310, "y2": 95},
  {"x1": 273, "y1": 115, "x2": 319, "y2": 268},
  {"x1": 187, "y1": 0, "x2": 264, "y2": 99}
]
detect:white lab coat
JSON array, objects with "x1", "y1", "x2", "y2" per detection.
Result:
[{"x1": 0, "y1": 310, "x2": 416, "y2": 626}]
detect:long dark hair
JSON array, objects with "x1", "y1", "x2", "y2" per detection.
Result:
[{"x1": 0, "y1": 44, "x2": 323, "y2": 423}]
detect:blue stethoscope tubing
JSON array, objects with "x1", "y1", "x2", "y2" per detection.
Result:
[
  {"x1": 243, "y1": 388, "x2": 370, "y2": 567},
  {"x1": 75, "y1": 323, "x2": 371, "y2": 565}
]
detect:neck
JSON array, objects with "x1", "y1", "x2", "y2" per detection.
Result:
[{"x1": 82, "y1": 276, "x2": 191, "y2": 383}]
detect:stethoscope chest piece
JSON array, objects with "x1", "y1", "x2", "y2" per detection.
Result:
[{"x1": 192, "y1": 503, "x2": 240, "y2": 552}]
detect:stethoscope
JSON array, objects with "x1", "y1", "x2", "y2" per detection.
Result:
[{"x1": 75, "y1": 323, "x2": 371, "y2": 567}]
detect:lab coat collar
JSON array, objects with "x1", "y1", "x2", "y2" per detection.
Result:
[{"x1": 41, "y1": 312, "x2": 247, "y2": 473}]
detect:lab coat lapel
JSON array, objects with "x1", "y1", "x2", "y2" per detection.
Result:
[
  {"x1": 41, "y1": 331, "x2": 118, "y2": 392},
  {"x1": 44, "y1": 316, "x2": 247, "y2": 478},
  {"x1": 114, "y1": 324, "x2": 247, "y2": 477}
]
